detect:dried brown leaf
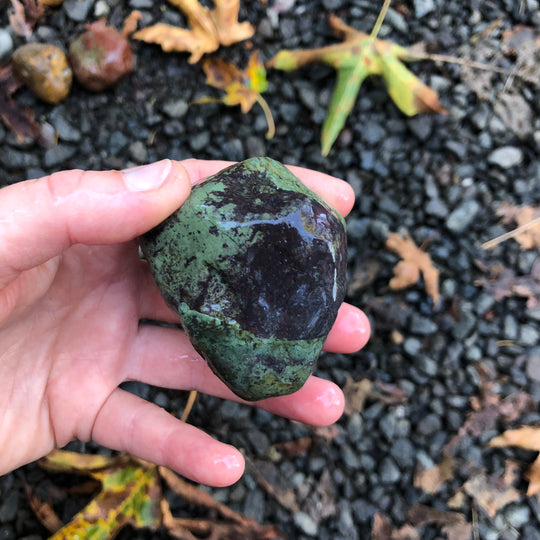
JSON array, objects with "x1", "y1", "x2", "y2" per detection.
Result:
[
  {"x1": 442, "y1": 521, "x2": 473, "y2": 540},
  {"x1": 343, "y1": 376, "x2": 373, "y2": 415},
  {"x1": 8, "y1": 0, "x2": 44, "y2": 37},
  {"x1": 272, "y1": 437, "x2": 313, "y2": 458},
  {"x1": 160, "y1": 466, "x2": 286, "y2": 538},
  {"x1": 134, "y1": 0, "x2": 254, "y2": 63},
  {"x1": 496, "y1": 202, "x2": 540, "y2": 250},
  {"x1": 347, "y1": 257, "x2": 381, "y2": 296},
  {"x1": 122, "y1": 9, "x2": 142, "y2": 37},
  {"x1": 413, "y1": 456, "x2": 454, "y2": 494},
  {"x1": 372, "y1": 380, "x2": 408, "y2": 405},
  {"x1": 371, "y1": 513, "x2": 421, "y2": 540},
  {"x1": 444, "y1": 367, "x2": 535, "y2": 458},
  {"x1": 371, "y1": 513, "x2": 393, "y2": 540},
  {"x1": 501, "y1": 25, "x2": 540, "y2": 84},
  {"x1": 245, "y1": 458, "x2": 299, "y2": 514},
  {"x1": 385, "y1": 232, "x2": 440, "y2": 305},
  {"x1": 475, "y1": 259, "x2": 540, "y2": 309},
  {"x1": 408, "y1": 503, "x2": 467, "y2": 527},
  {"x1": 463, "y1": 465, "x2": 521, "y2": 516},
  {"x1": 408, "y1": 504, "x2": 472, "y2": 540},
  {"x1": 23, "y1": 482, "x2": 64, "y2": 533},
  {"x1": 490, "y1": 426, "x2": 540, "y2": 496},
  {"x1": 305, "y1": 469, "x2": 337, "y2": 523},
  {"x1": 0, "y1": 63, "x2": 40, "y2": 141}
]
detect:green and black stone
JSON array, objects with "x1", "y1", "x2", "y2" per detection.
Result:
[{"x1": 140, "y1": 157, "x2": 347, "y2": 401}]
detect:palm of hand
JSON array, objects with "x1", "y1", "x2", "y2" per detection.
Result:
[
  {"x1": 0, "y1": 241, "x2": 147, "y2": 472},
  {"x1": 0, "y1": 160, "x2": 370, "y2": 486}
]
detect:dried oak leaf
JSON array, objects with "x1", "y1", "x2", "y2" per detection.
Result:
[
  {"x1": 475, "y1": 259, "x2": 540, "y2": 309},
  {"x1": 444, "y1": 366, "x2": 534, "y2": 458},
  {"x1": 385, "y1": 232, "x2": 440, "y2": 305},
  {"x1": 501, "y1": 25, "x2": 540, "y2": 85},
  {"x1": 490, "y1": 426, "x2": 540, "y2": 496},
  {"x1": 160, "y1": 466, "x2": 284, "y2": 539},
  {"x1": 8, "y1": 0, "x2": 44, "y2": 38},
  {"x1": 496, "y1": 202, "x2": 540, "y2": 250},
  {"x1": 463, "y1": 461, "x2": 522, "y2": 516},
  {"x1": 0, "y1": 63, "x2": 40, "y2": 141},
  {"x1": 134, "y1": 0, "x2": 254, "y2": 64},
  {"x1": 413, "y1": 456, "x2": 454, "y2": 495},
  {"x1": 343, "y1": 376, "x2": 373, "y2": 415},
  {"x1": 371, "y1": 513, "x2": 420, "y2": 540},
  {"x1": 408, "y1": 504, "x2": 472, "y2": 540}
]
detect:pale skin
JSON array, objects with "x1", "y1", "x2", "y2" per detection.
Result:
[{"x1": 0, "y1": 159, "x2": 370, "y2": 487}]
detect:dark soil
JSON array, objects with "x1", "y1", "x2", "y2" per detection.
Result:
[{"x1": 1, "y1": 0, "x2": 539, "y2": 539}]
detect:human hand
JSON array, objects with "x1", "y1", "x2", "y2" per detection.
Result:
[{"x1": 0, "y1": 159, "x2": 370, "y2": 486}]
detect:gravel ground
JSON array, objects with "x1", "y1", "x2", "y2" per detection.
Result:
[{"x1": 1, "y1": 0, "x2": 540, "y2": 538}]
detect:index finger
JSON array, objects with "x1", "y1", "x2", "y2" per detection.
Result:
[{"x1": 180, "y1": 158, "x2": 356, "y2": 218}]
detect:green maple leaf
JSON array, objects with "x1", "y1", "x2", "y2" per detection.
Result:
[{"x1": 268, "y1": 15, "x2": 448, "y2": 156}]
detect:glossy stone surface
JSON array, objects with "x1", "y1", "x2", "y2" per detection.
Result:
[
  {"x1": 12, "y1": 43, "x2": 72, "y2": 104},
  {"x1": 140, "y1": 157, "x2": 347, "y2": 401},
  {"x1": 68, "y1": 20, "x2": 134, "y2": 92}
]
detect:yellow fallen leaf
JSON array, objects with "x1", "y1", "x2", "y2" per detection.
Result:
[
  {"x1": 134, "y1": 0, "x2": 254, "y2": 63},
  {"x1": 40, "y1": 451, "x2": 161, "y2": 538},
  {"x1": 199, "y1": 51, "x2": 275, "y2": 138}
]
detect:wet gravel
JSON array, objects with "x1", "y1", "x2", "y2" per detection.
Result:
[{"x1": 1, "y1": 0, "x2": 540, "y2": 538}]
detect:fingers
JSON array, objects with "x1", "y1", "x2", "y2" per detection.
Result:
[
  {"x1": 91, "y1": 388, "x2": 244, "y2": 487},
  {"x1": 286, "y1": 164, "x2": 355, "y2": 217},
  {"x1": 127, "y1": 323, "x2": 345, "y2": 426},
  {"x1": 180, "y1": 158, "x2": 355, "y2": 217},
  {"x1": 130, "y1": 300, "x2": 369, "y2": 387},
  {"x1": 0, "y1": 160, "x2": 191, "y2": 288},
  {"x1": 258, "y1": 376, "x2": 345, "y2": 426},
  {"x1": 126, "y1": 301, "x2": 369, "y2": 422},
  {"x1": 323, "y1": 303, "x2": 371, "y2": 353}
]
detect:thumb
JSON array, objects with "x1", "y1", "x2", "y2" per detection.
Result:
[{"x1": 0, "y1": 159, "x2": 191, "y2": 288}]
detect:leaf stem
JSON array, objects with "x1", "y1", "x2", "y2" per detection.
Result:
[
  {"x1": 370, "y1": 0, "x2": 392, "y2": 40},
  {"x1": 180, "y1": 390, "x2": 197, "y2": 422},
  {"x1": 255, "y1": 94, "x2": 276, "y2": 139},
  {"x1": 482, "y1": 215, "x2": 540, "y2": 250}
]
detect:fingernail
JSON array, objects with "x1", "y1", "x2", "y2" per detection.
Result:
[{"x1": 123, "y1": 159, "x2": 172, "y2": 191}]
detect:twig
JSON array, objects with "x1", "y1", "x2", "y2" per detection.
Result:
[
  {"x1": 472, "y1": 506, "x2": 479, "y2": 540},
  {"x1": 255, "y1": 93, "x2": 276, "y2": 139},
  {"x1": 180, "y1": 390, "x2": 197, "y2": 422},
  {"x1": 408, "y1": 50, "x2": 536, "y2": 84},
  {"x1": 370, "y1": 0, "x2": 392, "y2": 40},
  {"x1": 482, "y1": 215, "x2": 540, "y2": 250}
]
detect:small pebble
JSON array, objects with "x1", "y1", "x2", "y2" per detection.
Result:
[
  {"x1": 64, "y1": 0, "x2": 95, "y2": 21},
  {"x1": 0, "y1": 28, "x2": 13, "y2": 63},
  {"x1": 414, "y1": 0, "x2": 435, "y2": 17},
  {"x1": 163, "y1": 99, "x2": 189, "y2": 119},
  {"x1": 12, "y1": 43, "x2": 72, "y2": 104},
  {"x1": 294, "y1": 511, "x2": 318, "y2": 537},
  {"x1": 488, "y1": 146, "x2": 523, "y2": 169},
  {"x1": 379, "y1": 456, "x2": 401, "y2": 483},
  {"x1": 446, "y1": 199, "x2": 480, "y2": 234},
  {"x1": 526, "y1": 347, "x2": 540, "y2": 382}
]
